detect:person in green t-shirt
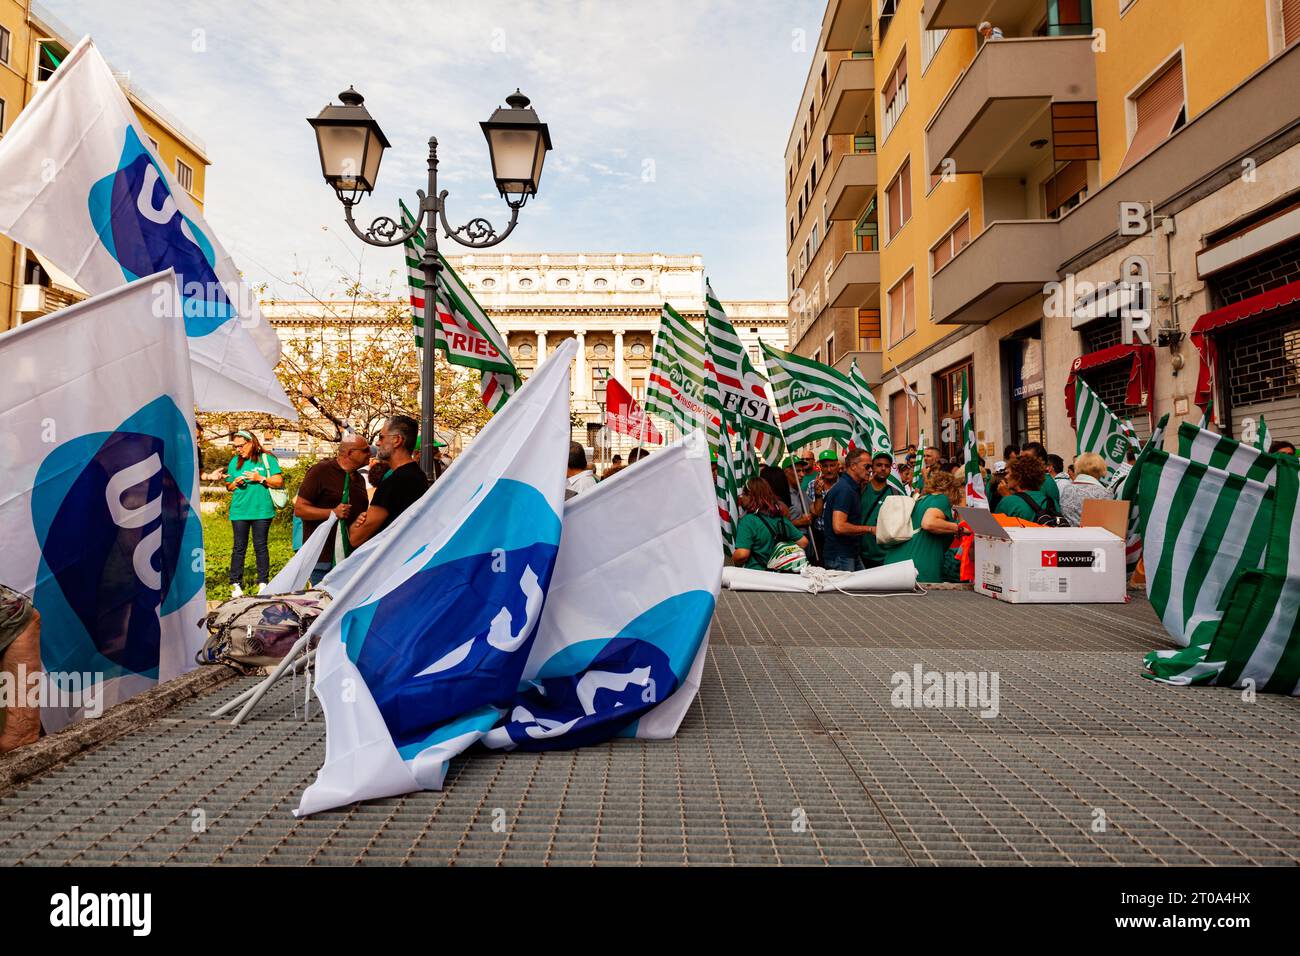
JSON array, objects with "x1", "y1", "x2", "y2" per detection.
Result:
[
  {"x1": 732, "y1": 478, "x2": 807, "y2": 571},
  {"x1": 1020, "y1": 442, "x2": 1061, "y2": 510},
  {"x1": 884, "y1": 470, "x2": 963, "y2": 583},
  {"x1": 859, "y1": 452, "x2": 897, "y2": 569},
  {"x1": 995, "y1": 455, "x2": 1055, "y2": 522},
  {"x1": 224, "y1": 430, "x2": 284, "y2": 597}
]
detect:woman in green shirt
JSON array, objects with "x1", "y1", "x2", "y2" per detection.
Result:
[
  {"x1": 994, "y1": 455, "x2": 1054, "y2": 522},
  {"x1": 732, "y1": 478, "x2": 807, "y2": 571},
  {"x1": 884, "y1": 470, "x2": 964, "y2": 583},
  {"x1": 225, "y1": 430, "x2": 284, "y2": 597}
]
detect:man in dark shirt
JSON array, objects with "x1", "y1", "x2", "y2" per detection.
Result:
[
  {"x1": 294, "y1": 435, "x2": 371, "y2": 583},
  {"x1": 350, "y1": 414, "x2": 429, "y2": 546},
  {"x1": 823, "y1": 448, "x2": 873, "y2": 572},
  {"x1": 859, "y1": 452, "x2": 897, "y2": 569}
]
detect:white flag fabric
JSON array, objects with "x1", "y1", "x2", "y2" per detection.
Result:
[
  {"x1": 482, "y1": 433, "x2": 723, "y2": 750},
  {"x1": 263, "y1": 514, "x2": 337, "y2": 595},
  {"x1": 722, "y1": 563, "x2": 919, "y2": 593},
  {"x1": 296, "y1": 340, "x2": 577, "y2": 816},
  {"x1": 0, "y1": 36, "x2": 294, "y2": 419},
  {"x1": 0, "y1": 272, "x2": 207, "y2": 730}
]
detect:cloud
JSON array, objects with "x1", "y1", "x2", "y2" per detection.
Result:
[{"x1": 42, "y1": 0, "x2": 825, "y2": 300}]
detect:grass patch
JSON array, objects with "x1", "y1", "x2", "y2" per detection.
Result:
[{"x1": 202, "y1": 510, "x2": 297, "y2": 603}]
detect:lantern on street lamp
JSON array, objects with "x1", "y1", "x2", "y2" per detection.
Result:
[
  {"x1": 480, "y1": 90, "x2": 552, "y2": 203},
  {"x1": 308, "y1": 88, "x2": 391, "y2": 204}
]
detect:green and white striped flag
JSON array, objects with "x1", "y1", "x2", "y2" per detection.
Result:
[
  {"x1": 1134, "y1": 438, "x2": 1300, "y2": 694},
  {"x1": 399, "y1": 200, "x2": 518, "y2": 412},
  {"x1": 703, "y1": 364, "x2": 740, "y2": 554},
  {"x1": 849, "y1": 360, "x2": 906, "y2": 493},
  {"x1": 1073, "y1": 376, "x2": 1130, "y2": 478},
  {"x1": 961, "y1": 369, "x2": 987, "y2": 507},
  {"x1": 1117, "y1": 413, "x2": 1168, "y2": 575},
  {"x1": 1198, "y1": 396, "x2": 1216, "y2": 431},
  {"x1": 913, "y1": 428, "x2": 926, "y2": 494},
  {"x1": 760, "y1": 341, "x2": 855, "y2": 451},
  {"x1": 704, "y1": 280, "x2": 780, "y2": 465},
  {"x1": 1256, "y1": 415, "x2": 1271, "y2": 451},
  {"x1": 1178, "y1": 420, "x2": 1278, "y2": 484},
  {"x1": 646, "y1": 303, "x2": 710, "y2": 436}
]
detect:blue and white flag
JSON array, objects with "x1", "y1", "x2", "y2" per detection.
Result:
[
  {"x1": 482, "y1": 434, "x2": 722, "y2": 751},
  {"x1": 0, "y1": 272, "x2": 207, "y2": 730},
  {"x1": 0, "y1": 36, "x2": 294, "y2": 419},
  {"x1": 296, "y1": 340, "x2": 577, "y2": 816}
]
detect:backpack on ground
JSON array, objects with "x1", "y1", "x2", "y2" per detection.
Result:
[
  {"x1": 1016, "y1": 491, "x2": 1070, "y2": 528},
  {"x1": 197, "y1": 591, "x2": 332, "y2": 673},
  {"x1": 875, "y1": 495, "x2": 917, "y2": 546}
]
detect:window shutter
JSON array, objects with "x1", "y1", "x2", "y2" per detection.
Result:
[
  {"x1": 899, "y1": 161, "x2": 912, "y2": 225},
  {"x1": 1116, "y1": 57, "x2": 1184, "y2": 175},
  {"x1": 889, "y1": 281, "x2": 905, "y2": 343},
  {"x1": 1285, "y1": 0, "x2": 1300, "y2": 48},
  {"x1": 887, "y1": 177, "x2": 901, "y2": 239},
  {"x1": 903, "y1": 272, "x2": 915, "y2": 338}
]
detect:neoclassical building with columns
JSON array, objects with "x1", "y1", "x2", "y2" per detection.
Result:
[
  {"x1": 444, "y1": 252, "x2": 788, "y2": 451},
  {"x1": 261, "y1": 253, "x2": 787, "y2": 459}
]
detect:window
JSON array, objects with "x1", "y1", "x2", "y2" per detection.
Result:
[
  {"x1": 0, "y1": 27, "x2": 10, "y2": 66},
  {"x1": 858, "y1": 308, "x2": 882, "y2": 350},
  {"x1": 749, "y1": 344, "x2": 761, "y2": 365},
  {"x1": 811, "y1": 222, "x2": 819, "y2": 256},
  {"x1": 855, "y1": 197, "x2": 879, "y2": 251},
  {"x1": 790, "y1": 268, "x2": 797, "y2": 293},
  {"x1": 885, "y1": 160, "x2": 911, "y2": 241},
  {"x1": 790, "y1": 217, "x2": 796, "y2": 242},
  {"x1": 854, "y1": 133, "x2": 876, "y2": 154},
  {"x1": 631, "y1": 277, "x2": 645, "y2": 288},
  {"x1": 1043, "y1": 160, "x2": 1088, "y2": 218},
  {"x1": 1116, "y1": 55, "x2": 1185, "y2": 176},
  {"x1": 482, "y1": 277, "x2": 496, "y2": 288},
  {"x1": 934, "y1": 361, "x2": 973, "y2": 466},
  {"x1": 37, "y1": 41, "x2": 65, "y2": 82},
  {"x1": 931, "y1": 214, "x2": 971, "y2": 272},
  {"x1": 0, "y1": 98, "x2": 5, "y2": 136},
  {"x1": 594, "y1": 277, "x2": 608, "y2": 288},
  {"x1": 889, "y1": 390, "x2": 920, "y2": 451},
  {"x1": 823, "y1": 133, "x2": 831, "y2": 163},
  {"x1": 824, "y1": 334, "x2": 835, "y2": 366},
  {"x1": 921, "y1": 26, "x2": 948, "y2": 69},
  {"x1": 1284, "y1": 0, "x2": 1300, "y2": 48},
  {"x1": 519, "y1": 277, "x2": 533, "y2": 288},
  {"x1": 175, "y1": 158, "x2": 194, "y2": 192},
  {"x1": 631, "y1": 378, "x2": 646, "y2": 400},
  {"x1": 1042, "y1": 0, "x2": 1094, "y2": 36},
  {"x1": 880, "y1": 50, "x2": 908, "y2": 141},
  {"x1": 147, "y1": 136, "x2": 160, "y2": 155},
  {"x1": 887, "y1": 271, "x2": 915, "y2": 345},
  {"x1": 556, "y1": 277, "x2": 571, "y2": 288}
]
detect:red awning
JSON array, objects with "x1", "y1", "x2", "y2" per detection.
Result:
[
  {"x1": 1065, "y1": 343, "x2": 1155, "y2": 422},
  {"x1": 1191, "y1": 279, "x2": 1300, "y2": 409}
]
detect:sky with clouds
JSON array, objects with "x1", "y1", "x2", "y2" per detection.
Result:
[{"x1": 43, "y1": 0, "x2": 826, "y2": 302}]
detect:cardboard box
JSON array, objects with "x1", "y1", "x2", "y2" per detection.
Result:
[{"x1": 958, "y1": 508, "x2": 1127, "y2": 604}]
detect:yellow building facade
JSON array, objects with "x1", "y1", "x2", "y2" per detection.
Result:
[
  {"x1": 789, "y1": 0, "x2": 1300, "y2": 461},
  {"x1": 0, "y1": 0, "x2": 209, "y2": 332}
]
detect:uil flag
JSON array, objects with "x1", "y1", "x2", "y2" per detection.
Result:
[
  {"x1": 481, "y1": 436, "x2": 721, "y2": 752},
  {"x1": 0, "y1": 37, "x2": 294, "y2": 419},
  {"x1": 296, "y1": 340, "x2": 577, "y2": 816},
  {"x1": 0, "y1": 272, "x2": 206, "y2": 731},
  {"x1": 605, "y1": 376, "x2": 663, "y2": 443}
]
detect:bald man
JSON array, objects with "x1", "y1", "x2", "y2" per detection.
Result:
[{"x1": 294, "y1": 434, "x2": 372, "y2": 584}]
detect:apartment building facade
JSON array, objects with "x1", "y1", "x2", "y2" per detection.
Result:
[
  {"x1": 789, "y1": 0, "x2": 1300, "y2": 462},
  {"x1": 0, "y1": 0, "x2": 210, "y2": 332}
]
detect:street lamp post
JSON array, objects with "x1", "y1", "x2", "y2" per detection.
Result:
[{"x1": 308, "y1": 88, "x2": 552, "y2": 478}]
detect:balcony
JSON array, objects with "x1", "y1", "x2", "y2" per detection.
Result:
[
  {"x1": 16, "y1": 283, "x2": 83, "y2": 320},
  {"x1": 827, "y1": 251, "x2": 881, "y2": 309},
  {"x1": 931, "y1": 220, "x2": 1060, "y2": 325},
  {"x1": 825, "y1": 57, "x2": 875, "y2": 135},
  {"x1": 925, "y1": 35, "x2": 1096, "y2": 178},
  {"x1": 821, "y1": 0, "x2": 871, "y2": 51},
  {"x1": 833, "y1": 351, "x2": 883, "y2": 385},
  {"x1": 826, "y1": 153, "x2": 878, "y2": 221},
  {"x1": 923, "y1": 0, "x2": 1093, "y2": 31}
]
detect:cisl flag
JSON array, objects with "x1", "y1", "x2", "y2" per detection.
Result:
[
  {"x1": 0, "y1": 271, "x2": 207, "y2": 731},
  {"x1": 605, "y1": 376, "x2": 662, "y2": 443},
  {"x1": 0, "y1": 36, "x2": 295, "y2": 419},
  {"x1": 297, "y1": 341, "x2": 577, "y2": 815}
]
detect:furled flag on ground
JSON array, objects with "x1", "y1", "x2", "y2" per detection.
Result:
[
  {"x1": 0, "y1": 272, "x2": 206, "y2": 731},
  {"x1": 399, "y1": 200, "x2": 518, "y2": 413},
  {"x1": 645, "y1": 303, "x2": 710, "y2": 437},
  {"x1": 961, "y1": 369, "x2": 987, "y2": 508},
  {"x1": 264, "y1": 514, "x2": 337, "y2": 595},
  {"x1": 1072, "y1": 377, "x2": 1130, "y2": 478},
  {"x1": 760, "y1": 341, "x2": 855, "y2": 450},
  {"x1": 704, "y1": 280, "x2": 781, "y2": 464},
  {"x1": 480, "y1": 436, "x2": 721, "y2": 752},
  {"x1": 0, "y1": 37, "x2": 293, "y2": 419},
  {"x1": 297, "y1": 341, "x2": 577, "y2": 815},
  {"x1": 1131, "y1": 428, "x2": 1299, "y2": 694},
  {"x1": 604, "y1": 376, "x2": 663, "y2": 444}
]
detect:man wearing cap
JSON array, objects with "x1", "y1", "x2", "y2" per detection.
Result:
[
  {"x1": 294, "y1": 434, "x2": 372, "y2": 585},
  {"x1": 806, "y1": 450, "x2": 840, "y2": 566},
  {"x1": 859, "y1": 452, "x2": 898, "y2": 569}
]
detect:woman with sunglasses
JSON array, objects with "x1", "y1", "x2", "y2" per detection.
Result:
[{"x1": 224, "y1": 430, "x2": 284, "y2": 597}]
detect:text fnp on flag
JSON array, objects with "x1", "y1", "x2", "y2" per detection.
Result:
[
  {"x1": 0, "y1": 37, "x2": 293, "y2": 419},
  {"x1": 297, "y1": 340, "x2": 577, "y2": 815},
  {"x1": 0, "y1": 272, "x2": 206, "y2": 731}
]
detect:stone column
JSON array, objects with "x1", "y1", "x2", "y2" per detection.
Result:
[
  {"x1": 613, "y1": 329, "x2": 625, "y2": 385},
  {"x1": 574, "y1": 328, "x2": 589, "y2": 399},
  {"x1": 535, "y1": 328, "x2": 548, "y2": 360}
]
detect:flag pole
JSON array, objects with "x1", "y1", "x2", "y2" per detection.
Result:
[{"x1": 772, "y1": 412, "x2": 821, "y2": 565}]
